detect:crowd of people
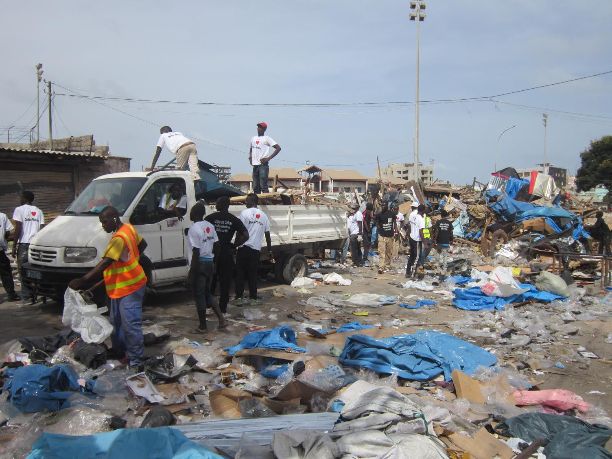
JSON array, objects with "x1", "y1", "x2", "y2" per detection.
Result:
[{"x1": 343, "y1": 199, "x2": 455, "y2": 278}]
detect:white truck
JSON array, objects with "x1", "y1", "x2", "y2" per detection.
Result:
[{"x1": 22, "y1": 170, "x2": 347, "y2": 303}]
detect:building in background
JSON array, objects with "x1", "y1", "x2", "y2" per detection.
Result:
[
  {"x1": 229, "y1": 167, "x2": 368, "y2": 194},
  {"x1": 229, "y1": 168, "x2": 302, "y2": 193},
  {"x1": 382, "y1": 162, "x2": 434, "y2": 186},
  {"x1": 516, "y1": 163, "x2": 567, "y2": 188},
  {"x1": 0, "y1": 136, "x2": 130, "y2": 221}
]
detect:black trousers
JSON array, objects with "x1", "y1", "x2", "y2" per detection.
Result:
[
  {"x1": 0, "y1": 250, "x2": 16, "y2": 297},
  {"x1": 213, "y1": 247, "x2": 235, "y2": 313},
  {"x1": 349, "y1": 235, "x2": 362, "y2": 266},
  {"x1": 406, "y1": 237, "x2": 422, "y2": 275},
  {"x1": 192, "y1": 260, "x2": 214, "y2": 328},
  {"x1": 235, "y1": 246, "x2": 260, "y2": 300}
]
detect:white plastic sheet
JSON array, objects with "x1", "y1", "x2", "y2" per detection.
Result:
[
  {"x1": 290, "y1": 277, "x2": 317, "y2": 288},
  {"x1": 481, "y1": 267, "x2": 528, "y2": 298},
  {"x1": 62, "y1": 288, "x2": 113, "y2": 344},
  {"x1": 322, "y1": 273, "x2": 352, "y2": 286}
]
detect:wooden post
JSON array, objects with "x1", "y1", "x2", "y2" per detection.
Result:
[{"x1": 47, "y1": 80, "x2": 53, "y2": 149}]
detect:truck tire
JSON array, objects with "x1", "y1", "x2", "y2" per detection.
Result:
[{"x1": 282, "y1": 254, "x2": 308, "y2": 284}]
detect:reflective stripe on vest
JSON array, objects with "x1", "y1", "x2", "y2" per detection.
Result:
[
  {"x1": 103, "y1": 224, "x2": 147, "y2": 299},
  {"x1": 423, "y1": 216, "x2": 432, "y2": 239}
]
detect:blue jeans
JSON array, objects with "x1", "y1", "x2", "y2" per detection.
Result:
[
  {"x1": 252, "y1": 163, "x2": 269, "y2": 194},
  {"x1": 110, "y1": 285, "x2": 145, "y2": 367}
]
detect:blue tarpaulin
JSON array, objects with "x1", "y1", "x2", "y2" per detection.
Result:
[
  {"x1": 225, "y1": 325, "x2": 306, "y2": 356},
  {"x1": 449, "y1": 275, "x2": 473, "y2": 285},
  {"x1": 399, "y1": 299, "x2": 437, "y2": 309},
  {"x1": 339, "y1": 330, "x2": 497, "y2": 381},
  {"x1": 4, "y1": 364, "x2": 82, "y2": 413},
  {"x1": 452, "y1": 284, "x2": 565, "y2": 311},
  {"x1": 27, "y1": 427, "x2": 223, "y2": 459},
  {"x1": 335, "y1": 322, "x2": 374, "y2": 333},
  {"x1": 505, "y1": 178, "x2": 529, "y2": 199}
]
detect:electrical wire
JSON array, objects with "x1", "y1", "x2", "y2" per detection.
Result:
[{"x1": 52, "y1": 69, "x2": 612, "y2": 108}]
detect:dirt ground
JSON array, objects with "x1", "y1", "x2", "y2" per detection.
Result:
[{"x1": 1, "y1": 257, "x2": 610, "y2": 417}]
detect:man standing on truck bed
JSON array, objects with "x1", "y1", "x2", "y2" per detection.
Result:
[
  {"x1": 12, "y1": 191, "x2": 44, "y2": 304},
  {"x1": 235, "y1": 193, "x2": 272, "y2": 305},
  {"x1": 151, "y1": 126, "x2": 200, "y2": 181},
  {"x1": 69, "y1": 206, "x2": 147, "y2": 371},
  {"x1": 249, "y1": 122, "x2": 281, "y2": 194},
  {"x1": 205, "y1": 196, "x2": 249, "y2": 314}
]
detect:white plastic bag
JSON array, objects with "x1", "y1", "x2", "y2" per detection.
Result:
[
  {"x1": 322, "y1": 272, "x2": 352, "y2": 286},
  {"x1": 481, "y1": 267, "x2": 528, "y2": 298},
  {"x1": 290, "y1": 277, "x2": 316, "y2": 288},
  {"x1": 63, "y1": 288, "x2": 113, "y2": 344}
]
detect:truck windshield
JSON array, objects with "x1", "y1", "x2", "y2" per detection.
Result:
[{"x1": 65, "y1": 178, "x2": 147, "y2": 216}]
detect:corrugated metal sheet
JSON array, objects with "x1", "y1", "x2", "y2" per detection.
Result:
[
  {"x1": 0, "y1": 146, "x2": 107, "y2": 158},
  {"x1": 0, "y1": 166, "x2": 74, "y2": 221},
  {"x1": 175, "y1": 412, "x2": 338, "y2": 454}
]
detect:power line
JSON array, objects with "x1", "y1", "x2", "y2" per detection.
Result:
[
  {"x1": 53, "y1": 69, "x2": 612, "y2": 108},
  {"x1": 52, "y1": 97, "x2": 71, "y2": 136},
  {"x1": 5, "y1": 96, "x2": 37, "y2": 127}
]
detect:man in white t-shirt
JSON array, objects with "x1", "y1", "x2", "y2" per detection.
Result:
[
  {"x1": 249, "y1": 122, "x2": 281, "y2": 194},
  {"x1": 187, "y1": 202, "x2": 225, "y2": 332},
  {"x1": 151, "y1": 126, "x2": 200, "y2": 181},
  {"x1": 346, "y1": 205, "x2": 364, "y2": 267},
  {"x1": 12, "y1": 191, "x2": 45, "y2": 302},
  {"x1": 406, "y1": 204, "x2": 425, "y2": 277},
  {"x1": 158, "y1": 183, "x2": 187, "y2": 219},
  {"x1": 235, "y1": 193, "x2": 272, "y2": 304},
  {"x1": 0, "y1": 212, "x2": 19, "y2": 302}
]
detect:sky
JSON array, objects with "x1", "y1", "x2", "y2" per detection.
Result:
[{"x1": 1, "y1": 1, "x2": 611, "y2": 185}]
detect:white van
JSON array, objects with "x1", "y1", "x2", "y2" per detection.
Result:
[{"x1": 22, "y1": 170, "x2": 347, "y2": 302}]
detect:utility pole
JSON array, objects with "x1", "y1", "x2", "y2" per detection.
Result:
[
  {"x1": 542, "y1": 113, "x2": 548, "y2": 175},
  {"x1": 410, "y1": 1, "x2": 426, "y2": 183},
  {"x1": 47, "y1": 80, "x2": 53, "y2": 149},
  {"x1": 35, "y1": 64, "x2": 43, "y2": 143}
]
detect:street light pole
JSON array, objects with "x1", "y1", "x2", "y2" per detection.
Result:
[
  {"x1": 7, "y1": 125, "x2": 14, "y2": 143},
  {"x1": 410, "y1": 1, "x2": 426, "y2": 183},
  {"x1": 35, "y1": 63, "x2": 43, "y2": 144},
  {"x1": 495, "y1": 124, "x2": 516, "y2": 172},
  {"x1": 542, "y1": 113, "x2": 548, "y2": 174}
]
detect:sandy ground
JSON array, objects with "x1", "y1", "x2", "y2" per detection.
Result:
[{"x1": 1, "y1": 257, "x2": 610, "y2": 417}]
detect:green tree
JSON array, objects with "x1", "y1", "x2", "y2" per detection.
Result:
[{"x1": 575, "y1": 136, "x2": 612, "y2": 192}]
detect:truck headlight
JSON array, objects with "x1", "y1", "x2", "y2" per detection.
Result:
[{"x1": 64, "y1": 247, "x2": 97, "y2": 263}]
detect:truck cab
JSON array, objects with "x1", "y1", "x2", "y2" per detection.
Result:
[{"x1": 23, "y1": 170, "x2": 346, "y2": 303}]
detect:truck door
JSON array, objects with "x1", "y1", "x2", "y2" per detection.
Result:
[{"x1": 129, "y1": 177, "x2": 188, "y2": 282}]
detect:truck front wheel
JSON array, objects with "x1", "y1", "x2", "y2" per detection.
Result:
[{"x1": 282, "y1": 254, "x2": 308, "y2": 284}]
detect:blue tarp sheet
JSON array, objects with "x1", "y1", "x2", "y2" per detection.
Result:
[
  {"x1": 339, "y1": 330, "x2": 497, "y2": 381},
  {"x1": 399, "y1": 299, "x2": 437, "y2": 309},
  {"x1": 336, "y1": 322, "x2": 374, "y2": 333},
  {"x1": 27, "y1": 427, "x2": 223, "y2": 459},
  {"x1": 452, "y1": 284, "x2": 565, "y2": 311},
  {"x1": 449, "y1": 275, "x2": 473, "y2": 285},
  {"x1": 4, "y1": 364, "x2": 82, "y2": 413},
  {"x1": 505, "y1": 178, "x2": 529, "y2": 199},
  {"x1": 225, "y1": 325, "x2": 306, "y2": 356}
]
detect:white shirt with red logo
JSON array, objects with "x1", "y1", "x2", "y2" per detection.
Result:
[
  {"x1": 187, "y1": 220, "x2": 218, "y2": 263},
  {"x1": 13, "y1": 204, "x2": 45, "y2": 244},
  {"x1": 250, "y1": 135, "x2": 277, "y2": 166},
  {"x1": 239, "y1": 207, "x2": 271, "y2": 251}
]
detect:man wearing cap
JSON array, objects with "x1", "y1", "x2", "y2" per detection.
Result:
[
  {"x1": 249, "y1": 122, "x2": 281, "y2": 194},
  {"x1": 151, "y1": 126, "x2": 200, "y2": 181}
]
